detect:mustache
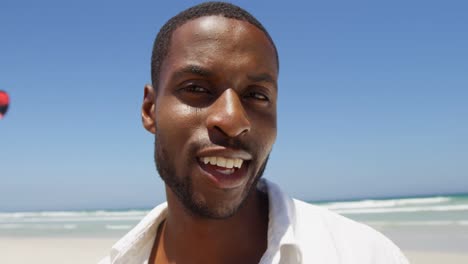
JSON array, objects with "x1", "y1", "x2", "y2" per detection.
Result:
[{"x1": 189, "y1": 137, "x2": 255, "y2": 155}]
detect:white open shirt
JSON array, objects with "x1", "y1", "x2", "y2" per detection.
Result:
[{"x1": 99, "y1": 179, "x2": 409, "y2": 264}]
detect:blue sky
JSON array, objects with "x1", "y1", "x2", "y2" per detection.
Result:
[{"x1": 1, "y1": 0, "x2": 467, "y2": 211}]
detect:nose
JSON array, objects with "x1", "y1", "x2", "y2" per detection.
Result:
[{"x1": 206, "y1": 89, "x2": 251, "y2": 138}]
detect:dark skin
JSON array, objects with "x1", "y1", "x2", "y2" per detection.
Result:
[{"x1": 142, "y1": 16, "x2": 278, "y2": 264}]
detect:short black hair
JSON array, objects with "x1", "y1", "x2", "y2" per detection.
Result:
[{"x1": 151, "y1": 1, "x2": 279, "y2": 88}]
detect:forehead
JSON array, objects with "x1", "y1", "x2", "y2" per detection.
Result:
[{"x1": 162, "y1": 16, "x2": 278, "y2": 76}]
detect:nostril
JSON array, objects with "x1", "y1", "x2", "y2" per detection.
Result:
[
  {"x1": 214, "y1": 126, "x2": 225, "y2": 135},
  {"x1": 239, "y1": 127, "x2": 249, "y2": 136},
  {"x1": 213, "y1": 125, "x2": 249, "y2": 137}
]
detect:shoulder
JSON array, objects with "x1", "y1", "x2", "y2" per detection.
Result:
[
  {"x1": 292, "y1": 199, "x2": 409, "y2": 263},
  {"x1": 98, "y1": 202, "x2": 168, "y2": 264}
]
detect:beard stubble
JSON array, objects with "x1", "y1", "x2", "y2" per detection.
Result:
[{"x1": 154, "y1": 135, "x2": 269, "y2": 219}]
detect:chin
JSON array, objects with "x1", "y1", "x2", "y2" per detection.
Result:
[
  {"x1": 157, "y1": 140, "x2": 270, "y2": 219},
  {"x1": 189, "y1": 171, "x2": 264, "y2": 219}
]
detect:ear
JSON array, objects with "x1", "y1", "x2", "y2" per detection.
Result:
[{"x1": 142, "y1": 84, "x2": 157, "y2": 134}]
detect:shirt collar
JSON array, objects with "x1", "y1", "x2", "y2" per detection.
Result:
[
  {"x1": 110, "y1": 202, "x2": 168, "y2": 264},
  {"x1": 109, "y1": 178, "x2": 303, "y2": 264},
  {"x1": 262, "y1": 179, "x2": 342, "y2": 263},
  {"x1": 259, "y1": 179, "x2": 302, "y2": 264}
]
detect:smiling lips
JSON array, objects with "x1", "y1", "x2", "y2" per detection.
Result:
[
  {"x1": 199, "y1": 156, "x2": 244, "y2": 175},
  {"x1": 200, "y1": 156, "x2": 243, "y2": 171},
  {"x1": 198, "y1": 156, "x2": 249, "y2": 188}
]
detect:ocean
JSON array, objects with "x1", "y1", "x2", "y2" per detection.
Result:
[{"x1": 1, "y1": 194, "x2": 468, "y2": 238}]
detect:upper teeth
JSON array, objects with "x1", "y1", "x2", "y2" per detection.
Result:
[{"x1": 200, "y1": 157, "x2": 244, "y2": 169}]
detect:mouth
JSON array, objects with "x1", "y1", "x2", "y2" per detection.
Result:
[
  {"x1": 200, "y1": 156, "x2": 244, "y2": 173},
  {"x1": 197, "y1": 156, "x2": 250, "y2": 189}
]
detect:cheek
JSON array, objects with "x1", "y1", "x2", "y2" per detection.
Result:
[
  {"x1": 253, "y1": 112, "x2": 277, "y2": 149},
  {"x1": 156, "y1": 98, "x2": 200, "y2": 131},
  {"x1": 155, "y1": 101, "x2": 203, "y2": 155}
]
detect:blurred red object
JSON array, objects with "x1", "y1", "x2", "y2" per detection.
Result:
[{"x1": 0, "y1": 90, "x2": 10, "y2": 119}]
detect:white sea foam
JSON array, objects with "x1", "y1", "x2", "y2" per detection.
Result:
[
  {"x1": 0, "y1": 210, "x2": 149, "y2": 219},
  {"x1": 0, "y1": 210, "x2": 149, "y2": 224},
  {"x1": 1, "y1": 196, "x2": 466, "y2": 233},
  {"x1": 336, "y1": 204, "x2": 468, "y2": 214},
  {"x1": 23, "y1": 224, "x2": 70, "y2": 230},
  {"x1": 105, "y1": 225, "x2": 133, "y2": 230},
  {"x1": 0, "y1": 216, "x2": 144, "y2": 223},
  {"x1": 324, "y1": 197, "x2": 451, "y2": 210},
  {"x1": 0, "y1": 223, "x2": 77, "y2": 230},
  {"x1": 0, "y1": 224, "x2": 23, "y2": 229},
  {"x1": 93, "y1": 210, "x2": 149, "y2": 217},
  {"x1": 364, "y1": 220, "x2": 468, "y2": 226}
]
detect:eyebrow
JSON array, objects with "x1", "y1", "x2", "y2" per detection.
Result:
[
  {"x1": 247, "y1": 73, "x2": 276, "y2": 85},
  {"x1": 172, "y1": 65, "x2": 213, "y2": 80},
  {"x1": 172, "y1": 64, "x2": 276, "y2": 86}
]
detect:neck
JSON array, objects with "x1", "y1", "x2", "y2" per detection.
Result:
[{"x1": 159, "y1": 185, "x2": 269, "y2": 264}]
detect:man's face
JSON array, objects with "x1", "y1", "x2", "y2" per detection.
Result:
[{"x1": 144, "y1": 16, "x2": 278, "y2": 218}]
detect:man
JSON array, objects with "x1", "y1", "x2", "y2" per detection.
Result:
[{"x1": 100, "y1": 2, "x2": 409, "y2": 263}]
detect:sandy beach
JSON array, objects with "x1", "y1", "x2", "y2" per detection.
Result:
[
  {"x1": 1, "y1": 233, "x2": 468, "y2": 264},
  {"x1": 377, "y1": 224, "x2": 468, "y2": 264},
  {"x1": 0, "y1": 237, "x2": 117, "y2": 264},
  {"x1": 405, "y1": 251, "x2": 468, "y2": 263}
]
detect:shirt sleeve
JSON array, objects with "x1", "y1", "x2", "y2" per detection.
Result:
[
  {"x1": 392, "y1": 248, "x2": 410, "y2": 264},
  {"x1": 373, "y1": 230, "x2": 410, "y2": 264}
]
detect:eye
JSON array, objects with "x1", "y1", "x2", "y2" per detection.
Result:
[
  {"x1": 183, "y1": 84, "x2": 209, "y2": 94},
  {"x1": 176, "y1": 83, "x2": 213, "y2": 107},
  {"x1": 245, "y1": 91, "x2": 269, "y2": 102}
]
